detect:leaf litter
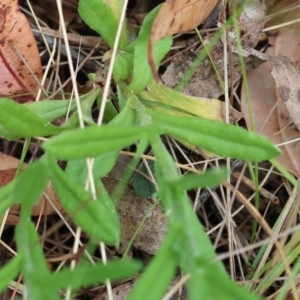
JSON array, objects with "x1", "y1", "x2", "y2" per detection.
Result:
[
  {"x1": 241, "y1": 1, "x2": 300, "y2": 176},
  {"x1": 1, "y1": 0, "x2": 300, "y2": 299}
]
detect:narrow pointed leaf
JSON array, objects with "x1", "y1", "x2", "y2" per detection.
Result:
[
  {"x1": 78, "y1": 0, "x2": 127, "y2": 49},
  {"x1": 128, "y1": 6, "x2": 172, "y2": 94},
  {"x1": 149, "y1": 109, "x2": 281, "y2": 162},
  {"x1": 128, "y1": 226, "x2": 179, "y2": 300},
  {"x1": 0, "y1": 98, "x2": 62, "y2": 139},
  {"x1": 48, "y1": 260, "x2": 142, "y2": 289},
  {"x1": 48, "y1": 156, "x2": 120, "y2": 245},
  {"x1": 171, "y1": 168, "x2": 228, "y2": 190},
  {"x1": 0, "y1": 181, "x2": 15, "y2": 215},
  {"x1": 15, "y1": 222, "x2": 60, "y2": 300},
  {"x1": 0, "y1": 254, "x2": 23, "y2": 295},
  {"x1": 43, "y1": 125, "x2": 147, "y2": 160},
  {"x1": 14, "y1": 160, "x2": 48, "y2": 210}
]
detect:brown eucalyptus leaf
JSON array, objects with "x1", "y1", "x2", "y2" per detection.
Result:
[
  {"x1": 234, "y1": 47, "x2": 300, "y2": 134},
  {"x1": 148, "y1": 0, "x2": 218, "y2": 79},
  {"x1": 241, "y1": 62, "x2": 298, "y2": 176},
  {"x1": 150, "y1": 0, "x2": 218, "y2": 44},
  {"x1": 0, "y1": 0, "x2": 43, "y2": 103}
]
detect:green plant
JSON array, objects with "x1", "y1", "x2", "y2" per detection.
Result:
[{"x1": 0, "y1": 1, "x2": 282, "y2": 299}]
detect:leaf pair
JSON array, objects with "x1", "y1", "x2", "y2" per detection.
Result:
[{"x1": 43, "y1": 108, "x2": 280, "y2": 162}]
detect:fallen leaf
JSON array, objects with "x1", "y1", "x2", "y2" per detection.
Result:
[
  {"x1": 102, "y1": 281, "x2": 136, "y2": 300},
  {"x1": 0, "y1": 1, "x2": 43, "y2": 103},
  {"x1": 239, "y1": 1, "x2": 300, "y2": 176},
  {"x1": 148, "y1": 0, "x2": 218, "y2": 79},
  {"x1": 103, "y1": 177, "x2": 167, "y2": 255},
  {"x1": 150, "y1": 0, "x2": 218, "y2": 44},
  {"x1": 241, "y1": 62, "x2": 298, "y2": 176},
  {"x1": 269, "y1": 56, "x2": 300, "y2": 131},
  {"x1": 0, "y1": 151, "x2": 22, "y2": 170},
  {"x1": 162, "y1": 49, "x2": 260, "y2": 99}
]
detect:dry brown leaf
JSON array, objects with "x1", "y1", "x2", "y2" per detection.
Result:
[
  {"x1": 102, "y1": 281, "x2": 136, "y2": 300},
  {"x1": 270, "y1": 5, "x2": 300, "y2": 176},
  {"x1": 0, "y1": 0, "x2": 43, "y2": 103},
  {"x1": 238, "y1": 1, "x2": 300, "y2": 176},
  {"x1": 162, "y1": 49, "x2": 259, "y2": 99},
  {"x1": 0, "y1": 151, "x2": 22, "y2": 170},
  {"x1": 148, "y1": 0, "x2": 218, "y2": 79},
  {"x1": 241, "y1": 62, "x2": 298, "y2": 176},
  {"x1": 103, "y1": 177, "x2": 167, "y2": 255},
  {"x1": 150, "y1": 0, "x2": 218, "y2": 44},
  {"x1": 269, "y1": 56, "x2": 300, "y2": 131},
  {"x1": 271, "y1": 1, "x2": 300, "y2": 59}
]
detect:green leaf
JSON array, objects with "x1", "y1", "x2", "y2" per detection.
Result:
[
  {"x1": 128, "y1": 6, "x2": 172, "y2": 94},
  {"x1": 65, "y1": 96, "x2": 139, "y2": 185},
  {"x1": 14, "y1": 160, "x2": 48, "y2": 210},
  {"x1": 148, "y1": 109, "x2": 281, "y2": 162},
  {"x1": 112, "y1": 86, "x2": 137, "y2": 124},
  {"x1": 0, "y1": 98, "x2": 63, "y2": 139},
  {"x1": 0, "y1": 181, "x2": 15, "y2": 217},
  {"x1": 0, "y1": 254, "x2": 23, "y2": 295},
  {"x1": 48, "y1": 156, "x2": 120, "y2": 245},
  {"x1": 66, "y1": 150, "x2": 118, "y2": 186},
  {"x1": 47, "y1": 260, "x2": 142, "y2": 289},
  {"x1": 78, "y1": 0, "x2": 127, "y2": 49},
  {"x1": 113, "y1": 50, "x2": 134, "y2": 82},
  {"x1": 101, "y1": 100, "x2": 119, "y2": 123},
  {"x1": 128, "y1": 226, "x2": 179, "y2": 300},
  {"x1": 24, "y1": 99, "x2": 77, "y2": 122},
  {"x1": 151, "y1": 135, "x2": 260, "y2": 300},
  {"x1": 43, "y1": 125, "x2": 148, "y2": 160},
  {"x1": 133, "y1": 161, "x2": 156, "y2": 198},
  {"x1": 15, "y1": 221, "x2": 60, "y2": 300},
  {"x1": 170, "y1": 168, "x2": 228, "y2": 190}
]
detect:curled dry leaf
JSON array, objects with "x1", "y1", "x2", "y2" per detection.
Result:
[
  {"x1": 148, "y1": 0, "x2": 218, "y2": 79},
  {"x1": 0, "y1": 0, "x2": 43, "y2": 103}
]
